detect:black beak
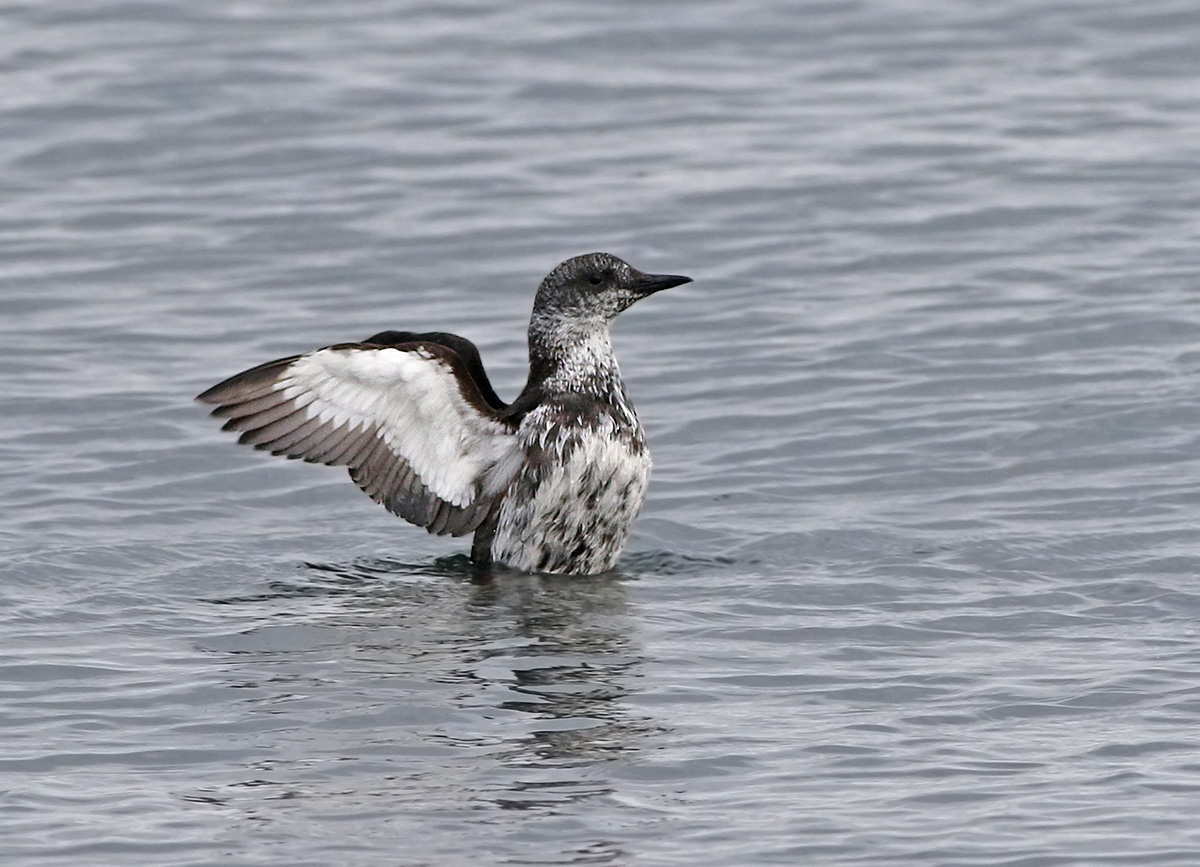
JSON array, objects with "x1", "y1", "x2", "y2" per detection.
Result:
[{"x1": 634, "y1": 272, "x2": 692, "y2": 296}]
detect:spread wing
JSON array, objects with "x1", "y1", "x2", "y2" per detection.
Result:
[{"x1": 196, "y1": 339, "x2": 522, "y2": 537}]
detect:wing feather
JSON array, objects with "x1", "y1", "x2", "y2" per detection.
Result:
[
  {"x1": 213, "y1": 387, "x2": 311, "y2": 421},
  {"x1": 234, "y1": 404, "x2": 311, "y2": 446},
  {"x1": 226, "y1": 402, "x2": 297, "y2": 431},
  {"x1": 198, "y1": 340, "x2": 520, "y2": 536},
  {"x1": 320, "y1": 426, "x2": 374, "y2": 467},
  {"x1": 263, "y1": 416, "x2": 325, "y2": 455},
  {"x1": 338, "y1": 428, "x2": 380, "y2": 469}
]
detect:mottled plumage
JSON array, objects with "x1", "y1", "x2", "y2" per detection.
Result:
[{"x1": 197, "y1": 252, "x2": 690, "y2": 575}]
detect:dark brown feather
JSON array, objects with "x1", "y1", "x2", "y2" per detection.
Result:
[{"x1": 234, "y1": 405, "x2": 311, "y2": 445}]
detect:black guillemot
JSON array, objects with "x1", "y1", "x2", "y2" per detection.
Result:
[{"x1": 197, "y1": 252, "x2": 691, "y2": 575}]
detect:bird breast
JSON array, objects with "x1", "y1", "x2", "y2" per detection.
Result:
[{"x1": 489, "y1": 404, "x2": 651, "y2": 574}]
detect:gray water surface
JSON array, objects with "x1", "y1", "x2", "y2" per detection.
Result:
[{"x1": 5, "y1": 1, "x2": 1200, "y2": 864}]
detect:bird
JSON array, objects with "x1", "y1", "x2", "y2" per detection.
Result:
[{"x1": 196, "y1": 252, "x2": 691, "y2": 575}]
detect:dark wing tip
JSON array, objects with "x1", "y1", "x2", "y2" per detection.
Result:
[
  {"x1": 196, "y1": 355, "x2": 299, "y2": 405},
  {"x1": 195, "y1": 381, "x2": 227, "y2": 404}
]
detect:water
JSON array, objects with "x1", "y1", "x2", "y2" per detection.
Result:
[{"x1": 4, "y1": 1, "x2": 1200, "y2": 864}]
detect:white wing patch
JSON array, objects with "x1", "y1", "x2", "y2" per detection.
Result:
[{"x1": 279, "y1": 347, "x2": 516, "y2": 507}]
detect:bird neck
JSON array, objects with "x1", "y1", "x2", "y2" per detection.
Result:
[{"x1": 527, "y1": 313, "x2": 622, "y2": 397}]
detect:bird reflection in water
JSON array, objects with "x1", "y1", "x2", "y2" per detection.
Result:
[
  {"x1": 466, "y1": 567, "x2": 645, "y2": 756},
  {"x1": 278, "y1": 554, "x2": 655, "y2": 810}
]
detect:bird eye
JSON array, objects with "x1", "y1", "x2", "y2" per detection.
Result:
[{"x1": 588, "y1": 274, "x2": 603, "y2": 286}]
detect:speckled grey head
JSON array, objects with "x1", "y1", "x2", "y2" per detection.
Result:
[{"x1": 533, "y1": 253, "x2": 692, "y2": 322}]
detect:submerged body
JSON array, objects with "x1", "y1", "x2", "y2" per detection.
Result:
[{"x1": 197, "y1": 253, "x2": 690, "y2": 575}]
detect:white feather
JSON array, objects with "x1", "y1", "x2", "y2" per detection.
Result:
[{"x1": 277, "y1": 347, "x2": 518, "y2": 507}]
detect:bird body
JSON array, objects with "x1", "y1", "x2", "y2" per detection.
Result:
[
  {"x1": 485, "y1": 389, "x2": 650, "y2": 574},
  {"x1": 197, "y1": 253, "x2": 690, "y2": 575}
]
